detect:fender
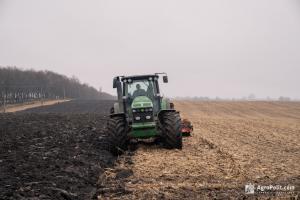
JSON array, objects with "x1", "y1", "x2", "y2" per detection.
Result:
[
  {"x1": 109, "y1": 113, "x2": 126, "y2": 119},
  {"x1": 157, "y1": 109, "x2": 178, "y2": 122}
]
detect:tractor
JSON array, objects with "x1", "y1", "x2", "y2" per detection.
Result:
[{"x1": 107, "y1": 73, "x2": 184, "y2": 154}]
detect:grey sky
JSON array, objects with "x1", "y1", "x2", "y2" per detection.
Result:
[{"x1": 1, "y1": 0, "x2": 300, "y2": 98}]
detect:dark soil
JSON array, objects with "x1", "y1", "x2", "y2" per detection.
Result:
[
  {"x1": 20, "y1": 100, "x2": 115, "y2": 114},
  {"x1": 0, "y1": 100, "x2": 117, "y2": 200}
]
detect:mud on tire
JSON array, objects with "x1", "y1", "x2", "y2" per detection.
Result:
[
  {"x1": 106, "y1": 116, "x2": 128, "y2": 155},
  {"x1": 159, "y1": 111, "x2": 183, "y2": 149}
]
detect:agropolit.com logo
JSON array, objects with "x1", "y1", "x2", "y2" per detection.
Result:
[
  {"x1": 245, "y1": 183, "x2": 255, "y2": 194},
  {"x1": 245, "y1": 183, "x2": 296, "y2": 196}
]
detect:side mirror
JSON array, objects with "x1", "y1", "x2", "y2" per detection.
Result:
[
  {"x1": 163, "y1": 76, "x2": 168, "y2": 83},
  {"x1": 113, "y1": 77, "x2": 118, "y2": 88}
]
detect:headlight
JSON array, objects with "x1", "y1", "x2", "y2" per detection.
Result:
[
  {"x1": 132, "y1": 109, "x2": 137, "y2": 113},
  {"x1": 146, "y1": 116, "x2": 151, "y2": 120},
  {"x1": 135, "y1": 116, "x2": 141, "y2": 120}
]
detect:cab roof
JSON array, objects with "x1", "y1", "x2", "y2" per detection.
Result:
[{"x1": 120, "y1": 74, "x2": 159, "y2": 81}]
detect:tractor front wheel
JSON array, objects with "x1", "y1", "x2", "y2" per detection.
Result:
[
  {"x1": 159, "y1": 112, "x2": 182, "y2": 149},
  {"x1": 106, "y1": 116, "x2": 128, "y2": 155}
]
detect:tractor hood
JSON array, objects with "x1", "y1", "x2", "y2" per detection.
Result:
[{"x1": 131, "y1": 96, "x2": 153, "y2": 108}]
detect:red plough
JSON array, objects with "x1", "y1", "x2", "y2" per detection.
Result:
[{"x1": 181, "y1": 119, "x2": 193, "y2": 136}]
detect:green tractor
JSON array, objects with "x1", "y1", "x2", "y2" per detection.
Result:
[{"x1": 107, "y1": 73, "x2": 182, "y2": 154}]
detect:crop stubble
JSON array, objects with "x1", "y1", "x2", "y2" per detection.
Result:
[{"x1": 105, "y1": 101, "x2": 300, "y2": 199}]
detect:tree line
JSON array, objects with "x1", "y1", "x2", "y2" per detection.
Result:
[{"x1": 0, "y1": 66, "x2": 113, "y2": 105}]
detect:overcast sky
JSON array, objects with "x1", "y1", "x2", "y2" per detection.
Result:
[{"x1": 0, "y1": 0, "x2": 300, "y2": 98}]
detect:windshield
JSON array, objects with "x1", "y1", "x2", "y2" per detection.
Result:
[{"x1": 126, "y1": 79, "x2": 155, "y2": 99}]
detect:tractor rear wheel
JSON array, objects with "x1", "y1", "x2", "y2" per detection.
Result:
[
  {"x1": 159, "y1": 112, "x2": 182, "y2": 149},
  {"x1": 106, "y1": 116, "x2": 128, "y2": 155}
]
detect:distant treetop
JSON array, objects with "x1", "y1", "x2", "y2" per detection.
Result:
[{"x1": 0, "y1": 66, "x2": 114, "y2": 102}]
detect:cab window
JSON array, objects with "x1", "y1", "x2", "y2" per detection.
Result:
[{"x1": 126, "y1": 80, "x2": 155, "y2": 99}]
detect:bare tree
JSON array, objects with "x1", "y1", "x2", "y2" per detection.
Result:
[{"x1": 0, "y1": 66, "x2": 113, "y2": 106}]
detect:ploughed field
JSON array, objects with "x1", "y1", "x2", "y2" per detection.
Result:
[
  {"x1": 0, "y1": 100, "x2": 116, "y2": 200},
  {"x1": 20, "y1": 99, "x2": 114, "y2": 114},
  {"x1": 1, "y1": 100, "x2": 299, "y2": 199}
]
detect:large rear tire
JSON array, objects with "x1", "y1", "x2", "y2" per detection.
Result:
[
  {"x1": 106, "y1": 116, "x2": 128, "y2": 155},
  {"x1": 159, "y1": 112, "x2": 182, "y2": 149}
]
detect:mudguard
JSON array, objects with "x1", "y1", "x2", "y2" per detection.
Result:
[
  {"x1": 157, "y1": 109, "x2": 177, "y2": 122},
  {"x1": 109, "y1": 113, "x2": 126, "y2": 119}
]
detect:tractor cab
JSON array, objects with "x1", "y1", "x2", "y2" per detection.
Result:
[
  {"x1": 122, "y1": 74, "x2": 165, "y2": 118},
  {"x1": 112, "y1": 74, "x2": 168, "y2": 119}
]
